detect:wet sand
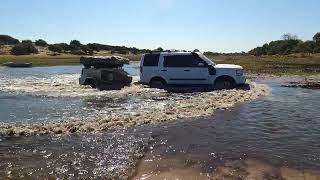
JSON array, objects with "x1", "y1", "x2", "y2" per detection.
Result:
[{"x1": 133, "y1": 156, "x2": 320, "y2": 180}]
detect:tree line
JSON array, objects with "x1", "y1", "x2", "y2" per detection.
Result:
[
  {"x1": 2, "y1": 33, "x2": 320, "y2": 56},
  {"x1": 249, "y1": 33, "x2": 320, "y2": 56},
  {"x1": 0, "y1": 35, "x2": 151, "y2": 55}
]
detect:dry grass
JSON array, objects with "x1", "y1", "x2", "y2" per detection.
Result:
[
  {"x1": 1, "y1": 45, "x2": 320, "y2": 75},
  {"x1": 209, "y1": 54, "x2": 320, "y2": 75}
]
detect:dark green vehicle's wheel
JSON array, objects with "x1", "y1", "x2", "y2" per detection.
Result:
[{"x1": 85, "y1": 79, "x2": 97, "y2": 88}]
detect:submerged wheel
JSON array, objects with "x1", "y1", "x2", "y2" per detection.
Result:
[
  {"x1": 149, "y1": 78, "x2": 166, "y2": 89},
  {"x1": 85, "y1": 79, "x2": 97, "y2": 88},
  {"x1": 214, "y1": 77, "x2": 236, "y2": 90}
]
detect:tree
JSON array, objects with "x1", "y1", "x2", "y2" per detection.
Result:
[
  {"x1": 0, "y1": 35, "x2": 19, "y2": 45},
  {"x1": 11, "y1": 43, "x2": 38, "y2": 55},
  {"x1": 313, "y1": 32, "x2": 320, "y2": 43},
  {"x1": 70, "y1": 40, "x2": 81, "y2": 48},
  {"x1": 48, "y1": 44, "x2": 63, "y2": 53},
  {"x1": 193, "y1": 49, "x2": 200, "y2": 52},
  {"x1": 21, "y1": 40, "x2": 33, "y2": 44},
  {"x1": 35, "y1": 39, "x2": 47, "y2": 47},
  {"x1": 281, "y1": 33, "x2": 298, "y2": 40},
  {"x1": 155, "y1": 47, "x2": 164, "y2": 52}
]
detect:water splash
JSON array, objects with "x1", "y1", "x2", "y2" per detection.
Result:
[{"x1": 0, "y1": 80, "x2": 270, "y2": 136}]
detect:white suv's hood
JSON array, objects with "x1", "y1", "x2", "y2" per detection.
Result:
[{"x1": 214, "y1": 64, "x2": 243, "y2": 69}]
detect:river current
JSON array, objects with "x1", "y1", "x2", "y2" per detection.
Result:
[{"x1": 0, "y1": 64, "x2": 319, "y2": 179}]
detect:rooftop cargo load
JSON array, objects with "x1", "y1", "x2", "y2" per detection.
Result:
[{"x1": 80, "y1": 56, "x2": 130, "y2": 68}]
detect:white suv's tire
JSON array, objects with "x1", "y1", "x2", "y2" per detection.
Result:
[
  {"x1": 214, "y1": 77, "x2": 236, "y2": 90},
  {"x1": 149, "y1": 78, "x2": 166, "y2": 89}
]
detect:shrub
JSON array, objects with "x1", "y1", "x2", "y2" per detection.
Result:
[
  {"x1": 313, "y1": 32, "x2": 320, "y2": 43},
  {"x1": 35, "y1": 39, "x2": 47, "y2": 47},
  {"x1": 11, "y1": 43, "x2": 38, "y2": 55},
  {"x1": 70, "y1": 50, "x2": 87, "y2": 55},
  {"x1": 0, "y1": 35, "x2": 19, "y2": 45},
  {"x1": 21, "y1": 40, "x2": 33, "y2": 44},
  {"x1": 70, "y1": 40, "x2": 81, "y2": 47},
  {"x1": 48, "y1": 44, "x2": 63, "y2": 53},
  {"x1": 80, "y1": 45, "x2": 94, "y2": 55}
]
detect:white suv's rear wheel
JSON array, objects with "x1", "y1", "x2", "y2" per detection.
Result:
[{"x1": 149, "y1": 78, "x2": 166, "y2": 89}]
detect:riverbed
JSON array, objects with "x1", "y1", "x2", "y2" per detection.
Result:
[{"x1": 0, "y1": 64, "x2": 319, "y2": 179}]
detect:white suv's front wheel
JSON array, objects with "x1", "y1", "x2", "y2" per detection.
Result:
[{"x1": 214, "y1": 77, "x2": 236, "y2": 90}]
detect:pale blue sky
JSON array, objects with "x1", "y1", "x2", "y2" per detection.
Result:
[{"x1": 1, "y1": 0, "x2": 320, "y2": 52}]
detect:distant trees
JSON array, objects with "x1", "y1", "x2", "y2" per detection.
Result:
[
  {"x1": 35, "y1": 39, "x2": 47, "y2": 47},
  {"x1": 155, "y1": 47, "x2": 164, "y2": 52},
  {"x1": 0, "y1": 35, "x2": 19, "y2": 45},
  {"x1": 11, "y1": 43, "x2": 38, "y2": 55},
  {"x1": 281, "y1": 33, "x2": 298, "y2": 40},
  {"x1": 249, "y1": 32, "x2": 320, "y2": 56},
  {"x1": 313, "y1": 33, "x2": 320, "y2": 42},
  {"x1": 193, "y1": 49, "x2": 200, "y2": 52},
  {"x1": 70, "y1": 40, "x2": 81, "y2": 50},
  {"x1": 21, "y1": 40, "x2": 33, "y2": 44},
  {"x1": 48, "y1": 44, "x2": 63, "y2": 53}
]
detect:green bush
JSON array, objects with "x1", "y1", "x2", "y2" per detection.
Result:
[
  {"x1": 70, "y1": 40, "x2": 81, "y2": 47},
  {"x1": 35, "y1": 39, "x2": 47, "y2": 47},
  {"x1": 48, "y1": 44, "x2": 63, "y2": 53},
  {"x1": 0, "y1": 35, "x2": 19, "y2": 45},
  {"x1": 11, "y1": 43, "x2": 38, "y2": 55},
  {"x1": 21, "y1": 40, "x2": 33, "y2": 44},
  {"x1": 313, "y1": 32, "x2": 320, "y2": 43},
  {"x1": 70, "y1": 50, "x2": 87, "y2": 55}
]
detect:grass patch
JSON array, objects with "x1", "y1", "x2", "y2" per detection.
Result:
[
  {"x1": 0, "y1": 54, "x2": 142, "y2": 66},
  {"x1": 209, "y1": 55, "x2": 320, "y2": 75},
  {"x1": 1, "y1": 53, "x2": 320, "y2": 75}
]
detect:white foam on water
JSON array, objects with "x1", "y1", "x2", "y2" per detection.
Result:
[
  {"x1": 0, "y1": 74, "x2": 145, "y2": 98},
  {"x1": 0, "y1": 75, "x2": 270, "y2": 136}
]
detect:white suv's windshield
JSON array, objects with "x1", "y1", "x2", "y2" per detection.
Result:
[{"x1": 200, "y1": 54, "x2": 215, "y2": 65}]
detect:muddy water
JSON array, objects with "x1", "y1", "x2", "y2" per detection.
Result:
[
  {"x1": 134, "y1": 79, "x2": 320, "y2": 179},
  {"x1": 0, "y1": 64, "x2": 319, "y2": 179}
]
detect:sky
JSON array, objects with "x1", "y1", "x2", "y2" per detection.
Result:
[{"x1": 1, "y1": 0, "x2": 320, "y2": 52}]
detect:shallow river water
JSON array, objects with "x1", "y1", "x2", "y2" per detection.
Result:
[{"x1": 0, "y1": 64, "x2": 320, "y2": 179}]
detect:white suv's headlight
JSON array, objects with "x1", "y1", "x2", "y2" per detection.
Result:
[{"x1": 236, "y1": 69, "x2": 243, "y2": 76}]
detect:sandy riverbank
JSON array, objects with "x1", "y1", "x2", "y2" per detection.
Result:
[{"x1": 133, "y1": 157, "x2": 320, "y2": 180}]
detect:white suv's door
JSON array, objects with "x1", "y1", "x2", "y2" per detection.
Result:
[{"x1": 161, "y1": 54, "x2": 209, "y2": 85}]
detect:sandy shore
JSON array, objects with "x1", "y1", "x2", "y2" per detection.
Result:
[{"x1": 133, "y1": 156, "x2": 320, "y2": 180}]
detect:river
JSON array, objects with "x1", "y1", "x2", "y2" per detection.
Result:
[{"x1": 0, "y1": 64, "x2": 319, "y2": 179}]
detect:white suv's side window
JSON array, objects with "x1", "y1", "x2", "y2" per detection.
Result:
[
  {"x1": 143, "y1": 54, "x2": 160, "y2": 66},
  {"x1": 163, "y1": 55, "x2": 206, "y2": 67},
  {"x1": 161, "y1": 54, "x2": 209, "y2": 85}
]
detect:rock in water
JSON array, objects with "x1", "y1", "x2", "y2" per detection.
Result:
[{"x1": 80, "y1": 56, "x2": 130, "y2": 68}]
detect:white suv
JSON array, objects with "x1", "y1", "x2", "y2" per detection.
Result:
[{"x1": 140, "y1": 52, "x2": 246, "y2": 89}]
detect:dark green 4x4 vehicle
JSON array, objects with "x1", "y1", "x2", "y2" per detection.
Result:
[{"x1": 79, "y1": 56, "x2": 132, "y2": 90}]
